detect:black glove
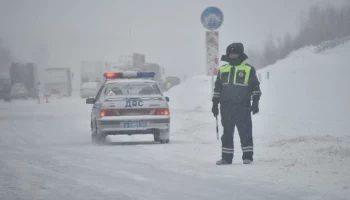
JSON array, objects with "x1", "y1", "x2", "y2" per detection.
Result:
[
  {"x1": 212, "y1": 103, "x2": 219, "y2": 117},
  {"x1": 212, "y1": 96, "x2": 219, "y2": 105},
  {"x1": 251, "y1": 100, "x2": 259, "y2": 115}
]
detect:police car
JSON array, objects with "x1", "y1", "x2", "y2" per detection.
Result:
[{"x1": 86, "y1": 71, "x2": 170, "y2": 144}]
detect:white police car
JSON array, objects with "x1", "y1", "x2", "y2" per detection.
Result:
[{"x1": 86, "y1": 71, "x2": 170, "y2": 144}]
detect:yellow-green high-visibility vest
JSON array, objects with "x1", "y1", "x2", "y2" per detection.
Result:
[
  {"x1": 219, "y1": 64, "x2": 232, "y2": 83},
  {"x1": 219, "y1": 63, "x2": 252, "y2": 85}
]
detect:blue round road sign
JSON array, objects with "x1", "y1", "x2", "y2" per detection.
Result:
[{"x1": 201, "y1": 7, "x2": 224, "y2": 30}]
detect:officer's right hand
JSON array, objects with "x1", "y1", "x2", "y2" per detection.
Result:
[
  {"x1": 212, "y1": 96, "x2": 219, "y2": 105},
  {"x1": 251, "y1": 100, "x2": 259, "y2": 115},
  {"x1": 212, "y1": 103, "x2": 219, "y2": 117}
]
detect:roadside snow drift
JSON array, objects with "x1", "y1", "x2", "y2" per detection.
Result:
[
  {"x1": 165, "y1": 75, "x2": 212, "y2": 112},
  {"x1": 258, "y1": 43, "x2": 350, "y2": 138},
  {"x1": 165, "y1": 41, "x2": 350, "y2": 198},
  {"x1": 255, "y1": 42, "x2": 350, "y2": 197}
]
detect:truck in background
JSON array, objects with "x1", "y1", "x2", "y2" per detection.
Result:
[
  {"x1": 80, "y1": 61, "x2": 127, "y2": 97},
  {"x1": 79, "y1": 54, "x2": 181, "y2": 95},
  {"x1": 80, "y1": 61, "x2": 108, "y2": 85},
  {"x1": 134, "y1": 62, "x2": 166, "y2": 91},
  {"x1": 128, "y1": 53, "x2": 178, "y2": 91},
  {"x1": 43, "y1": 68, "x2": 72, "y2": 97},
  {"x1": 0, "y1": 72, "x2": 11, "y2": 101},
  {"x1": 164, "y1": 76, "x2": 181, "y2": 90},
  {"x1": 80, "y1": 61, "x2": 110, "y2": 98},
  {"x1": 9, "y1": 62, "x2": 38, "y2": 99}
]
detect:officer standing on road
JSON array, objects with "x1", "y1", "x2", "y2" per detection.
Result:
[{"x1": 212, "y1": 42, "x2": 262, "y2": 165}]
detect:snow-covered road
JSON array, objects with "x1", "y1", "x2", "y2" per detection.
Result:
[{"x1": 0, "y1": 96, "x2": 346, "y2": 200}]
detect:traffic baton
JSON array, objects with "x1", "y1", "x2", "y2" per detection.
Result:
[{"x1": 216, "y1": 116, "x2": 219, "y2": 140}]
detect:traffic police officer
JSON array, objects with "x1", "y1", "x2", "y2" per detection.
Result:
[{"x1": 212, "y1": 42, "x2": 261, "y2": 165}]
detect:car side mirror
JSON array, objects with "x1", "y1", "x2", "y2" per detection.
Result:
[
  {"x1": 86, "y1": 98, "x2": 95, "y2": 104},
  {"x1": 165, "y1": 97, "x2": 169, "y2": 102}
]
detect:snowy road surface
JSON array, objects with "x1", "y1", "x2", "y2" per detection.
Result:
[{"x1": 0, "y1": 96, "x2": 347, "y2": 200}]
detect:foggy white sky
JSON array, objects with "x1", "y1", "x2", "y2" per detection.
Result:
[{"x1": 0, "y1": 0, "x2": 342, "y2": 79}]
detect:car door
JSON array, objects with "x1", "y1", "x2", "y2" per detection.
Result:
[{"x1": 91, "y1": 83, "x2": 105, "y2": 132}]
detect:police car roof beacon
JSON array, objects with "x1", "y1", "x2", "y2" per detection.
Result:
[{"x1": 103, "y1": 71, "x2": 156, "y2": 80}]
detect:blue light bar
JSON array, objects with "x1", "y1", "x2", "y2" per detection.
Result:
[{"x1": 137, "y1": 72, "x2": 155, "y2": 78}]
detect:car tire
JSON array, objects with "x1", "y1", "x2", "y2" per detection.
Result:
[
  {"x1": 153, "y1": 133, "x2": 160, "y2": 142},
  {"x1": 91, "y1": 133, "x2": 106, "y2": 144},
  {"x1": 160, "y1": 139, "x2": 170, "y2": 144},
  {"x1": 91, "y1": 134, "x2": 99, "y2": 143},
  {"x1": 91, "y1": 122, "x2": 107, "y2": 145}
]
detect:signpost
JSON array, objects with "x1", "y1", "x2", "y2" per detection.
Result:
[
  {"x1": 201, "y1": 6, "x2": 223, "y2": 98},
  {"x1": 201, "y1": 7, "x2": 224, "y2": 31}
]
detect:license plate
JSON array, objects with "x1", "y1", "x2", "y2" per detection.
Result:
[{"x1": 123, "y1": 122, "x2": 147, "y2": 128}]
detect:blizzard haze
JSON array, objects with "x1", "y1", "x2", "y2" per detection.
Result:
[
  {"x1": 0, "y1": 0, "x2": 342, "y2": 81},
  {"x1": 1, "y1": 0, "x2": 350, "y2": 200}
]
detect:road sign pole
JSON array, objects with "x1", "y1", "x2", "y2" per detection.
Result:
[
  {"x1": 206, "y1": 31, "x2": 219, "y2": 99},
  {"x1": 201, "y1": 6, "x2": 223, "y2": 101},
  {"x1": 211, "y1": 69, "x2": 214, "y2": 99},
  {"x1": 128, "y1": 27, "x2": 132, "y2": 68}
]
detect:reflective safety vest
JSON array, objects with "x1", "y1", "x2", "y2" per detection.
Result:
[
  {"x1": 218, "y1": 63, "x2": 253, "y2": 104},
  {"x1": 219, "y1": 63, "x2": 252, "y2": 86}
]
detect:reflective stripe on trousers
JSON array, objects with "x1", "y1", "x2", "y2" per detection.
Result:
[
  {"x1": 242, "y1": 146, "x2": 253, "y2": 153},
  {"x1": 213, "y1": 92, "x2": 220, "y2": 98},
  {"x1": 220, "y1": 104, "x2": 254, "y2": 161}
]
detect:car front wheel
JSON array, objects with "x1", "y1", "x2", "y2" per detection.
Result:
[
  {"x1": 91, "y1": 133, "x2": 106, "y2": 144},
  {"x1": 91, "y1": 121, "x2": 107, "y2": 144},
  {"x1": 153, "y1": 133, "x2": 160, "y2": 142},
  {"x1": 160, "y1": 139, "x2": 170, "y2": 144}
]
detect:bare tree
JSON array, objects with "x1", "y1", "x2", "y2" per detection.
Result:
[
  {"x1": 246, "y1": 48, "x2": 262, "y2": 69},
  {"x1": 261, "y1": 33, "x2": 278, "y2": 66},
  {"x1": 234, "y1": 2, "x2": 350, "y2": 69}
]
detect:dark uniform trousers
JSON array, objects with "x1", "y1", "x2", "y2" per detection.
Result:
[{"x1": 220, "y1": 103, "x2": 253, "y2": 162}]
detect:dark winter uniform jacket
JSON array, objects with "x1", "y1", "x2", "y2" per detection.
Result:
[{"x1": 213, "y1": 61, "x2": 261, "y2": 106}]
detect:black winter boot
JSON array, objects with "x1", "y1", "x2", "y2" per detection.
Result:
[
  {"x1": 243, "y1": 159, "x2": 253, "y2": 164},
  {"x1": 216, "y1": 159, "x2": 232, "y2": 165}
]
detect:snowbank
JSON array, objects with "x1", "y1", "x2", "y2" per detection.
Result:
[
  {"x1": 165, "y1": 75, "x2": 212, "y2": 112},
  {"x1": 164, "y1": 40, "x2": 350, "y2": 198},
  {"x1": 255, "y1": 41, "x2": 350, "y2": 197},
  {"x1": 257, "y1": 41, "x2": 350, "y2": 138}
]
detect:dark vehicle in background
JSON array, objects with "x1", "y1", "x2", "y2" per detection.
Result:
[
  {"x1": 130, "y1": 55, "x2": 167, "y2": 91},
  {"x1": 9, "y1": 62, "x2": 38, "y2": 98},
  {"x1": 0, "y1": 73, "x2": 12, "y2": 101},
  {"x1": 129, "y1": 54, "x2": 182, "y2": 92},
  {"x1": 164, "y1": 76, "x2": 181, "y2": 90},
  {"x1": 10, "y1": 83, "x2": 29, "y2": 99},
  {"x1": 138, "y1": 63, "x2": 167, "y2": 91}
]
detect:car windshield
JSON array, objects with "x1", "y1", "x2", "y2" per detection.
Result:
[{"x1": 104, "y1": 82, "x2": 161, "y2": 96}]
